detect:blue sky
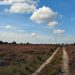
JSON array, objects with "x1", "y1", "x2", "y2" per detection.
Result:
[{"x1": 0, "y1": 0, "x2": 75, "y2": 44}]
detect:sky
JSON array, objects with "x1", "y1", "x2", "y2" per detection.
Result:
[{"x1": 0, "y1": 0, "x2": 75, "y2": 44}]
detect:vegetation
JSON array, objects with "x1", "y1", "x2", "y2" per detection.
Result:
[
  {"x1": 0, "y1": 44, "x2": 57, "y2": 75},
  {"x1": 0, "y1": 41, "x2": 75, "y2": 75},
  {"x1": 65, "y1": 45, "x2": 75, "y2": 75},
  {"x1": 38, "y1": 47, "x2": 63, "y2": 75}
]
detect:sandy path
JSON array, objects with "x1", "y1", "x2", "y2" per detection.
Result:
[
  {"x1": 62, "y1": 47, "x2": 69, "y2": 75},
  {"x1": 31, "y1": 47, "x2": 59, "y2": 75}
]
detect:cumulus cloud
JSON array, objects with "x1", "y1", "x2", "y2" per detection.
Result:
[
  {"x1": 30, "y1": 6, "x2": 57, "y2": 23},
  {"x1": 5, "y1": 3, "x2": 36, "y2": 13},
  {"x1": 1, "y1": 0, "x2": 38, "y2": 13},
  {"x1": 0, "y1": 0, "x2": 13, "y2": 4},
  {"x1": 48, "y1": 21, "x2": 58, "y2": 28},
  {"x1": 53, "y1": 29, "x2": 65, "y2": 34},
  {"x1": 0, "y1": 0, "x2": 67, "y2": 44}
]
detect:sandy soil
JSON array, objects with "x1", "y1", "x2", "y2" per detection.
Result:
[{"x1": 62, "y1": 47, "x2": 69, "y2": 75}]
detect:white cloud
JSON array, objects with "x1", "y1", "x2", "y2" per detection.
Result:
[
  {"x1": 53, "y1": 29, "x2": 65, "y2": 34},
  {"x1": 48, "y1": 21, "x2": 58, "y2": 28},
  {"x1": 31, "y1": 33, "x2": 37, "y2": 36},
  {"x1": 0, "y1": 31, "x2": 75, "y2": 44},
  {"x1": 0, "y1": 25, "x2": 16, "y2": 29},
  {"x1": 0, "y1": 25, "x2": 26, "y2": 33},
  {"x1": 0, "y1": 0, "x2": 38, "y2": 5},
  {"x1": 0, "y1": 0, "x2": 13, "y2": 4},
  {"x1": 5, "y1": 25, "x2": 16, "y2": 29},
  {"x1": 30, "y1": 6, "x2": 57, "y2": 23},
  {"x1": 5, "y1": 3, "x2": 36, "y2": 13},
  {"x1": 1, "y1": 0, "x2": 38, "y2": 14},
  {"x1": 0, "y1": 31, "x2": 52, "y2": 44}
]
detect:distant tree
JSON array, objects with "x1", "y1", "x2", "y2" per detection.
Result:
[
  {"x1": 12, "y1": 41, "x2": 16, "y2": 44},
  {"x1": 26, "y1": 42, "x2": 30, "y2": 45},
  {"x1": 20, "y1": 43, "x2": 23, "y2": 45},
  {"x1": 0, "y1": 41, "x2": 3, "y2": 44},
  {"x1": 73, "y1": 43, "x2": 75, "y2": 45},
  {"x1": 4, "y1": 42, "x2": 8, "y2": 44}
]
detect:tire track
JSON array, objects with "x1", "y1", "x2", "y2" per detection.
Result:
[
  {"x1": 31, "y1": 47, "x2": 59, "y2": 75},
  {"x1": 62, "y1": 47, "x2": 69, "y2": 75}
]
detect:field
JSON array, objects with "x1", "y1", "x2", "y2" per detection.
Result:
[
  {"x1": 65, "y1": 45, "x2": 75, "y2": 75},
  {"x1": 36, "y1": 47, "x2": 63, "y2": 75},
  {"x1": 0, "y1": 44, "x2": 75, "y2": 75},
  {"x1": 0, "y1": 44, "x2": 57, "y2": 75}
]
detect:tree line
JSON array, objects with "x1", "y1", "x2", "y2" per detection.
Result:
[
  {"x1": 0, "y1": 41, "x2": 16, "y2": 44},
  {"x1": 0, "y1": 40, "x2": 75, "y2": 45},
  {"x1": 0, "y1": 41, "x2": 31, "y2": 45}
]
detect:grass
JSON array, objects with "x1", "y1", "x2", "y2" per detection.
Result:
[
  {"x1": 0, "y1": 54, "x2": 52, "y2": 75},
  {"x1": 38, "y1": 47, "x2": 63, "y2": 75},
  {"x1": 0, "y1": 44, "x2": 57, "y2": 75},
  {"x1": 65, "y1": 45, "x2": 75, "y2": 75}
]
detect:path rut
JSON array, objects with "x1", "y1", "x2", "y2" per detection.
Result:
[
  {"x1": 62, "y1": 47, "x2": 69, "y2": 75},
  {"x1": 31, "y1": 47, "x2": 59, "y2": 75}
]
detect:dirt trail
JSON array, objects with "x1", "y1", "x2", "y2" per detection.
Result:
[
  {"x1": 62, "y1": 47, "x2": 69, "y2": 75},
  {"x1": 31, "y1": 47, "x2": 59, "y2": 75}
]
